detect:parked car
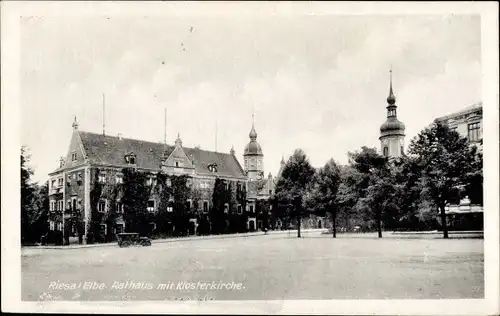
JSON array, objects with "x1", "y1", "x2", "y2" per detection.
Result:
[{"x1": 117, "y1": 233, "x2": 151, "y2": 247}]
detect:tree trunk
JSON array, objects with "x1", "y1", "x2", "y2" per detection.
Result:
[
  {"x1": 332, "y1": 210, "x2": 337, "y2": 238},
  {"x1": 297, "y1": 215, "x2": 301, "y2": 238},
  {"x1": 439, "y1": 204, "x2": 449, "y2": 239},
  {"x1": 377, "y1": 209, "x2": 382, "y2": 238}
]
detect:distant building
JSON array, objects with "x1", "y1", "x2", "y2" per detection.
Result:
[
  {"x1": 434, "y1": 101, "x2": 483, "y2": 146},
  {"x1": 379, "y1": 70, "x2": 405, "y2": 158},
  {"x1": 48, "y1": 117, "x2": 257, "y2": 243},
  {"x1": 434, "y1": 102, "x2": 483, "y2": 231}
]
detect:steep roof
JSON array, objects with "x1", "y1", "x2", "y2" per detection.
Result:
[{"x1": 76, "y1": 131, "x2": 246, "y2": 179}]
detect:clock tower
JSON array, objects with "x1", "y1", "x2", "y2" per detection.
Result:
[
  {"x1": 379, "y1": 69, "x2": 406, "y2": 158},
  {"x1": 243, "y1": 115, "x2": 264, "y2": 180}
]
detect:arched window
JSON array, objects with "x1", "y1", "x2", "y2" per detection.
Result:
[
  {"x1": 383, "y1": 146, "x2": 389, "y2": 157},
  {"x1": 400, "y1": 146, "x2": 404, "y2": 155}
]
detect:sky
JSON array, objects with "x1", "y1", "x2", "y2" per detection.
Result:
[{"x1": 20, "y1": 14, "x2": 481, "y2": 183}]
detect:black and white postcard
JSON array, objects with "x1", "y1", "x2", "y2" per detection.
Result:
[{"x1": 2, "y1": 1, "x2": 499, "y2": 315}]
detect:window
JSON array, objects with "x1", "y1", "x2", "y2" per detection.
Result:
[
  {"x1": 147, "y1": 200, "x2": 156, "y2": 212},
  {"x1": 401, "y1": 146, "x2": 404, "y2": 155},
  {"x1": 167, "y1": 206, "x2": 173, "y2": 213},
  {"x1": 98, "y1": 200, "x2": 106, "y2": 213},
  {"x1": 203, "y1": 201, "x2": 209, "y2": 213},
  {"x1": 71, "y1": 152, "x2": 77, "y2": 161},
  {"x1": 186, "y1": 178, "x2": 192, "y2": 188},
  {"x1": 67, "y1": 175, "x2": 72, "y2": 183},
  {"x1": 100, "y1": 224, "x2": 107, "y2": 236},
  {"x1": 186, "y1": 199, "x2": 192, "y2": 211},
  {"x1": 51, "y1": 180, "x2": 56, "y2": 188},
  {"x1": 58, "y1": 178, "x2": 63, "y2": 187},
  {"x1": 49, "y1": 221, "x2": 55, "y2": 231},
  {"x1": 468, "y1": 122, "x2": 481, "y2": 142},
  {"x1": 116, "y1": 201, "x2": 124, "y2": 213},
  {"x1": 78, "y1": 172, "x2": 82, "y2": 181},
  {"x1": 72, "y1": 173, "x2": 76, "y2": 179},
  {"x1": 58, "y1": 200, "x2": 63, "y2": 211},
  {"x1": 146, "y1": 177, "x2": 153, "y2": 186},
  {"x1": 126, "y1": 153, "x2": 137, "y2": 165},
  {"x1": 98, "y1": 172, "x2": 106, "y2": 183},
  {"x1": 66, "y1": 199, "x2": 71, "y2": 210},
  {"x1": 383, "y1": 146, "x2": 388, "y2": 157},
  {"x1": 116, "y1": 174, "x2": 123, "y2": 184},
  {"x1": 269, "y1": 190, "x2": 272, "y2": 195},
  {"x1": 166, "y1": 179, "x2": 172, "y2": 187},
  {"x1": 50, "y1": 201, "x2": 55, "y2": 212},
  {"x1": 224, "y1": 182, "x2": 229, "y2": 190},
  {"x1": 175, "y1": 161, "x2": 179, "y2": 167},
  {"x1": 57, "y1": 222, "x2": 63, "y2": 231},
  {"x1": 237, "y1": 183, "x2": 242, "y2": 192},
  {"x1": 208, "y1": 163, "x2": 218, "y2": 173},
  {"x1": 237, "y1": 204, "x2": 243, "y2": 215},
  {"x1": 249, "y1": 205, "x2": 254, "y2": 213},
  {"x1": 224, "y1": 203, "x2": 229, "y2": 214},
  {"x1": 77, "y1": 198, "x2": 82, "y2": 210}
]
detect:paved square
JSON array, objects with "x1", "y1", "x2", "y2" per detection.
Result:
[{"x1": 22, "y1": 232, "x2": 484, "y2": 301}]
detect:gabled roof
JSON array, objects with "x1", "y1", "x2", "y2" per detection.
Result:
[{"x1": 75, "y1": 131, "x2": 246, "y2": 179}]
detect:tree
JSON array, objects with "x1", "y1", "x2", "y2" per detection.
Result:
[
  {"x1": 212, "y1": 178, "x2": 231, "y2": 234},
  {"x1": 360, "y1": 163, "x2": 394, "y2": 238},
  {"x1": 88, "y1": 168, "x2": 104, "y2": 243},
  {"x1": 274, "y1": 149, "x2": 316, "y2": 238},
  {"x1": 335, "y1": 165, "x2": 364, "y2": 231},
  {"x1": 306, "y1": 159, "x2": 341, "y2": 237},
  {"x1": 121, "y1": 168, "x2": 152, "y2": 236},
  {"x1": 407, "y1": 122, "x2": 478, "y2": 238},
  {"x1": 21, "y1": 146, "x2": 39, "y2": 244},
  {"x1": 171, "y1": 175, "x2": 191, "y2": 236},
  {"x1": 348, "y1": 147, "x2": 389, "y2": 237}
]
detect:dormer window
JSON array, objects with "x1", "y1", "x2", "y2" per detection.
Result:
[
  {"x1": 125, "y1": 152, "x2": 137, "y2": 165},
  {"x1": 71, "y1": 152, "x2": 77, "y2": 161},
  {"x1": 207, "y1": 163, "x2": 218, "y2": 173}
]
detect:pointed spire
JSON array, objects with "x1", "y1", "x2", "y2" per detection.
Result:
[
  {"x1": 249, "y1": 113, "x2": 257, "y2": 140},
  {"x1": 387, "y1": 67, "x2": 396, "y2": 105},
  {"x1": 281, "y1": 155, "x2": 285, "y2": 165},
  {"x1": 72, "y1": 116, "x2": 79, "y2": 130},
  {"x1": 175, "y1": 132, "x2": 182, "y2": 147},
  {"x1": 230, "y1": 145, "x2": 235, "y2": 156}
]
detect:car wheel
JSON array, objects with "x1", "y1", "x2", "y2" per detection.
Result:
[{"x1": 121, "y1": 241, "x2": 131, "y2": 247}]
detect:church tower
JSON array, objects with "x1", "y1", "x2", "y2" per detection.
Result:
[
  {"x1": 243, "y1": 115, "x2": 264, "y2": 180},
  {"x1": 379, "y1": 69, "x2": 405, "y2": 158}
]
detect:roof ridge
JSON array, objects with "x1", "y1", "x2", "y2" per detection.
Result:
[{"x1": 79, "y1": 130, "x2": 236, "y2": 157}]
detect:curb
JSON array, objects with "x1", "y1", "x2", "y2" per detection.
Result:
[{"x1": 23, "y1": 229, "x2": 326, "y2": 250}]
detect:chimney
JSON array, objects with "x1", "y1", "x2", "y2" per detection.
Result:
[{"x1": 117, "y1": 133, "x2": 123, "y2": 139}]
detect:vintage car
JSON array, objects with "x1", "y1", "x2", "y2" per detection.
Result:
[{"x1": 117, "y1": 233, "x2": 152, "y2": 247}]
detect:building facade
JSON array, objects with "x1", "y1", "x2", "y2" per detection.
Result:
[
  {"x1": 434, "y1": 102, "x2": 483, "y2": 231},
  {"x1": 48, "y1": 117, "x2": 259, "y2": 243},
  {"x1": 379, "y1": 71, "x2": 405, "y2": 158},
  {"x1": 434, "y1": 101, "x2": 483, "y2": 146}
]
